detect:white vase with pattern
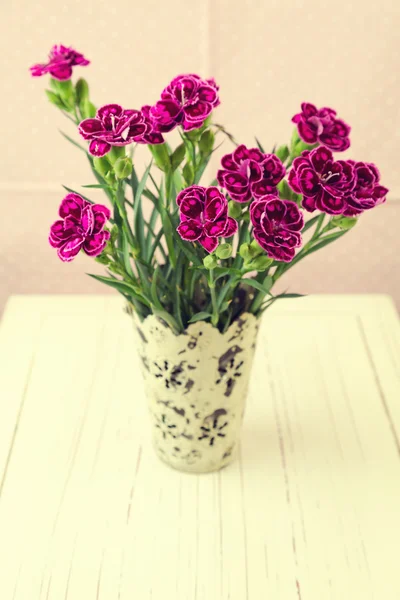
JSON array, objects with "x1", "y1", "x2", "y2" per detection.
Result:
[{"x1": 132, "y1": 312, "x2": 260, "y2": 473}]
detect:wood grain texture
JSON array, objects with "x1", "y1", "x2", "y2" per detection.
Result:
[{"x1": 0, "y1": 294, "x2": 399, "y2": 599}]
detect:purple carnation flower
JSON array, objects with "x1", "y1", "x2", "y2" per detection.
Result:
[
  {"x1": 150, "y1": 74, "x2": 220, "y2": 133},
  {"x1": 343, "y1": 161, "x2": 388, "y2": 216},
  {"x1": 79, "y1": 104, "x2": 158, "y2": 156},
  {"x1": 176, "y1": 185, "x2": 238, "y2": 253},
  {"x1": 30, "y1": 44, "x2": 90, "y2": 81},
  {"x1": 140, "y1": 105, "x2": 165, "y2": 144},
  {"x1": 288, "y1": 146, "x2": 356, "y2": 215},
  {"x1": 49, "y1": 193, "x2": 110, "y2": 262},
  {"x1": 250, "y1": 196, "x2": 304, "y2": 262},
  {"x1": 292, "y1": 103, "x2": 351, "y2": 152},
  {"x1": 217, "y1": 144, "x2": 285, "y2": 203}
]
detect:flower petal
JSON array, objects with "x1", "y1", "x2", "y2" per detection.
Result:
[
  {"x1": 309, "y1": 146, "x2": 333, "y2": 174},
  {"x1": 204, "y1": 218, "x2": 227, "y2": 237},
  {"x1": 83, "y1": 230, "x2": 110, "y2": 257},
  {"x1": 49, "y1": 64, "x2": 73, "y2": 81},
  {"x1": 204, "y1": 188, "x2": 226, "y2": 221},
  {"x1": 78, "y1": 118, "x2": 104, "y2": 139},
  {"x1": 198, "y1": 235, "x2": 218, "y2": 253},
  {"x1": 81, "y1": 204, "x2": 94, "y2": 235},
  {"x1": 59, "y1": 193, "x2": 86, "y2": 220},
  {"x1": 97, "y1": 104, "x2": 124, "y2": 120},
  {"x1": 88, "y1": 139, "x2": 111, "y2": 157},
  {"x1": 57, "y1": 235, "x2": 84, "y2": 262},
  {"x1": 177, "y1": 219, "x2": 203, "y2": 241},
  {"x1": 179, "y1": 195, "x2": 203, "y2": 220},
  {"x1": 222, "y1": 217, "x2": 238, "y2": 238}
]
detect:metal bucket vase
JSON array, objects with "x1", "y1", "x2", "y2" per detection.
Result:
[{"x1": 133, "y1": 313, "x2": 260, "y2": 473}]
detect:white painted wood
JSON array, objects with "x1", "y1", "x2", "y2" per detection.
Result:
[{"x1": 0, "y1": 294, "x2": 399, "y2": 599}]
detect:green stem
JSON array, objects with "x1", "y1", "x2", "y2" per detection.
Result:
[{"x1": 209, "y1": 269, "x2": 219, "y2": 327}]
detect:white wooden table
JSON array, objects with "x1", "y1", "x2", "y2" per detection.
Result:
[{"x1": 0, "y1": 295, "x2": 399, "y2": 600}]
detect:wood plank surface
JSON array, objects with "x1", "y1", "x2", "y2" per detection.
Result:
[{"x1": 0, "y1": 294, "x2": 399, "y2": 599}]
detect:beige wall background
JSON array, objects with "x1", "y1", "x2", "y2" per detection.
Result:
[{"x1": 0, "y1": 0, "x2": 399, "y2": 314}]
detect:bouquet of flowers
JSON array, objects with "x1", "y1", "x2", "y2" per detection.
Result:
[{"x1": 31, "y1": 45, "x2": 388, "y2": 334}]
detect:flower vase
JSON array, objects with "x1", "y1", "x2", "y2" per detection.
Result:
[{"x1": 132, "y1": 313, "x2": 260, "y2": 473}]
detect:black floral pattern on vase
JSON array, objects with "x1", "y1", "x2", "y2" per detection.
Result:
[
  {"x1": 153, "y1": 412, "x2": 179, "y2": 440},
  {"x1": 171, "y1": 447, "x2": 202, "y2": 465},
  {"x1": 156, "y1": 399, "x2": 194, "y2": 439},
  {"x1": 150, "y1": 359, "x2": 196, "y2": 392},
  {"x1": 215, "y1": 345, "x2": 245, "y2": 397},
  {"x1": 198, "y1": 409, "x2": 229, "y2": 446}
]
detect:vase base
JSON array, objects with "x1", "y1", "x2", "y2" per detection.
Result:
[{"x1": 153, "y1": 442, "x2": 237, "y2": 474}]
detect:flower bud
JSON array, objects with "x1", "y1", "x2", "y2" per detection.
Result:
[
  {"x1": 108, "y1": 261, "x2": 126, "y2": 275},
  {"x1": 228, "y1": 200, "x2": 242, "y2": 219},
  {"x1": 93, "y1": 156, "x2": 111, "y2": 178},
  {"x1": 183, "y1": 162, "x2": 194, "y2": 185},
  {"x1": 108, "y1": 146, "x2": 126, "y2": 165},
  {"x1": 81, "y1": 99, "x2": 96, "y2": 119},
  {"x1": 114, "y1": 157, "x2": 133, "y2": 179},
  {"x1": 199, "y1": 129, "x2": 215, "y2": 156},
  {"x1": 216, "y1": 243, "x2": 232, "y2": 259},
  {"x1": 331, "y1": 216, "x2": 358, "y2": 230},
  {"x1": 249, "y1": 255, "x2": 273, "y2": 272},
  {"x1": 94, "y1": 252, "x2": 110, "y2": 265},
  {"x1": 110, "y1": 225, "x2": 119, "y2": 244},
  {"x1": 149, "y1": 143, "x2": 170, "y2": 172},
  {"x1": 275, "y1": 144, "x2": 289, "y2": 162},
  {"x1": 239, "y1": 243, "x2": 252, "y2": 261},
  {"x1": 75, "y1": 78, "x2": 89, "y2": 105},
  {"x1": 170, "y1": 143, "x2": 186, "y2": 171},
  {"x1": 249, "y1": 239, "x2": 263, "y2": 256},
  {"x1": 203, "y1": 254, "x2": 218, "y2": 269}
]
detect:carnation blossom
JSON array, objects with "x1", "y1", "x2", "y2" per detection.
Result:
[
  {"x1": 288, "y1": 146, "x2": 356, "y2": 214},
  {"x1": 343, "y1": 161, "x2": 388, "y2": 216},
  {"x1": 30, "y1": 44, "x2": 89, "y2": 81},
  {"x1": 176, "y1": 185, "x2": 237, "y2": 253},
  {"x1": 292, "y1": 103, "x2": 350, "y2": 152},
  {"x1": 250, "y1": 196, "x2": 304, "y2": 262},
  {"x1": 49, "y1": 193, "x2": 110, "y2": 262},
  {"x1": 79, "y1": 104, "x2": 162, "y2": 156},
  {"x1": 150, "y1": 74, "x2": 220, "y2": 133},
  {"x1": 217, "y1": 145, "x2": 285, "y2": 203}
]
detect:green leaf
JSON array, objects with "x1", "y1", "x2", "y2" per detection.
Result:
[
  {"x1": 275, "y1": 145, "x2": 289, "y2": 162},
  {"x1": 81, "y1": 100, "x2": 96, "y2": 119},
  {"x1": 158, "y1": 196, "x2": 177, "y2": 268},
  {"x1": 241, "y1": 276, "x2": 273, "y2": 295},
  {"x1": 302, "y1": 214, "x2": 322, "y2": 233},
  {"x1": 81, "y1": 183, "x2": 111, "y2": 189},
  {"x1": 149, "y1": 143, "x2": 170, "y2": 172},
  {"x1": 188, "y1": 312, "x2": 212, "y2": 324},
  {"x1": 62, "y1": 186, "x2": 94, "y2": 203},
  {"x1": 182, "y1": 162, "x2": 194, "y2": 185},
  {"x1": 275, "y1": 293, "x2": 305, "y2": 299},
  {"x1": 45, "y1": 90, "x2": 66, "y2": 109},
  {"x1": 92, "y1": 156, "x2": 111, "y2": 178},
  {"x1": 59, "y1": 131, "x2": 87, "y2": 153},
  {"x1": 134, "y1": 162, "x2": 152, "y2": 258},
  {"x1": 87, "y1": 274, "x2": 149, "y2": 304},
  {"x1": 255, "y1": 137, "x2": 265, "y2": 153},
  {"x1": 277, "y1": 179, "x2": 293, "y2": 200},
  {"x1": 75, "y1": 78, "x2": 89, "y2": 104},
  {"x1": 170, "y1": 144, "x2": 186, "y2": 171},
  {"x1": 199, "y1": 130, "x2": 215, "y2": 156},
  {"x1": 306, "y1": 231, "x2": 348, "y2": 256}
]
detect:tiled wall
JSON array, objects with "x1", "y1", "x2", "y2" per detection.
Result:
[{"x1": 1, "y1": 0, "x2": 399, "y2": 313}]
